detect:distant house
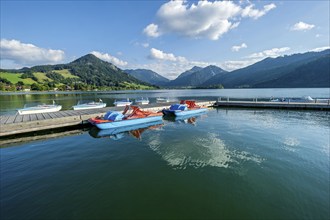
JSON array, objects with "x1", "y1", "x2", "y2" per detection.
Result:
[{"x1": 24, "y1": 88, "x2": 31, "y2": 92}]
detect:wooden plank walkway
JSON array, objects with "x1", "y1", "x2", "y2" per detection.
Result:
[
  {"x1": 214, "y1": 100, "x2": 330, "y2": 110},
  {"x1": 0, "y1": 101, "x2": 214, "y2": 137}
]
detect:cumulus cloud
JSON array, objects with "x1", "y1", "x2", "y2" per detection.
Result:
[
  {"x1": 247, "y1": 47, "x2": 290, "y2": 59},
  {"x1": 143, "y1": 24, "x2": 161, "y2": 37},
  {"x1": 241, "y1": 3, "x2": 276, "y2": 19},
  {"x1": 133, "y1": 47, "x2": 214, "y2": 79},
  {"x1": 291, "y1": 21, "x2": 315, "y2": 31},
  {"x1": 0, "y1": 39, "x2": 65, "y2": 67},
  {"x1": 149, "y1": 48, "x2": 187, "y2": 62},
  {"x1": 91, "y1": 51, "x2": 128, "y2": 66},
  {"x1": 231, "y1": 43, "x2": 247, "y2": 52},
  {"x1": 143, "y1": 1, "x2": 276, "y2": 40}
]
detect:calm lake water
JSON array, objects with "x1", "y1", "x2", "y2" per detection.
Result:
[
  {"x1": 1, "y1": 88, "x2": 330, "y2": 115},
  {"x1": 1, "y1": 88, "x2": 330, "y2": 219}
]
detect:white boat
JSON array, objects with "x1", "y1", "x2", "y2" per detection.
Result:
[
  {"x1": 73, "y1": 99, "x2": 106, "y2": 110},
  {"x1": 289, "y1": 96, "x2": 314, "y2": 103},
  {"x1": 269, "y1": 96, "x2": 316, "y2": 103},
  {"x1": 269, "y1": 96, "x2": 329, "y2": 103},
  {"x1": 17, "y1": 100, "x2": 62, "y2": 115},
  {"x1": 113, "y1": 98, "x2": 132, "y2": 107},
  {"x1": 135, "y1": 97, "x2": 149, "y2": 105},
  {"x1": 156, "y1": 97, "x2": 170, "y2": 103}
]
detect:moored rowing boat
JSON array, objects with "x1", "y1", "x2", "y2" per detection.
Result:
[
  {"x1": 17, "y1": 101, "x2": 62, "y2": 115},
  {"x1": 73, "y1": 99, "x2": 106, "y2": 110}
]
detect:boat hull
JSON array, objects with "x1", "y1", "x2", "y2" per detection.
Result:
[
  {"x1": 91, "y1": 120, "x2": 163, "y2": 138},
  {"x1": 91, "y1": 115, "x2": 163, "y2": 130},
  {"x1": 18, "y1": 105, "x2": 62, "y2": 115},
  {"x1": 135, "y1": 101, "x2": 149, "y2": 105},
  {"x1": 114, "y1": 102, "x2": 132, "y2": 107},
  {"x1": 73, "y1": 103, "x2": 106, "y2": 110},
  {"x1": 174, "y1": 108, "x2": 208, "y2": 116},
  {"x1": 162, "y1": 108, "x2": 207, "y2": 116}
]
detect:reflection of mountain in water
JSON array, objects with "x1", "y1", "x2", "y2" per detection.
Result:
[
  {"x1": 147, "y1": 132, "x2": 263, "y2": 170},
  {"x1": 89, "y1": 120, "x2": 163, "y2": 140}
]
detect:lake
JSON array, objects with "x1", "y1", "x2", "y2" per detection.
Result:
[
  {"x1": 1, "y1": 88, "x2": 329, "y2": 219},
  {"x1": 1, "y1": 88, "x2": 330, "y2": 115}
]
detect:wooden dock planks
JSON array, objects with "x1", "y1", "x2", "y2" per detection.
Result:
[{"x1": 0, "y1": 101, "x2": 214, "y2": 137}]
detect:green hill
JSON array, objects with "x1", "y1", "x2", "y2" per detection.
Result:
[{"x1": 0, "y1": 54, "x2": 156, "y2": 91}]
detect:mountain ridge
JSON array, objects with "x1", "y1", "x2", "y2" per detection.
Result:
[
  {"x1": 202, "y1": 49, "x2": 330, "y2": 88},
  {"x1": 124, "y1": 69, "x2": 170, "y2": 86},
  {"x1": 167, "y1": 65, "x2": 227, "y2": 87},
  {"x1": 1, "y1": 49, "x2": 329, "y2": 90}
]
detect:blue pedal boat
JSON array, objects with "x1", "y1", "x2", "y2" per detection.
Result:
[
  {"x1": 162, "y1": 100, "x2": 208, "y2": 116},
  {"x1": 88, "y1": 105, "x2": 163, "y2": 130}
]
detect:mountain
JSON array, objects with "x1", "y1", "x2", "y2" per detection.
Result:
[
  {"x1": 253, "y1": 54, "x2": 330, "y2": 88},
  {"x1": 168, "y1": 65, "x2": 227, "y2": 87},
  {"x1": 175, "y1": 66, "x2": 203, "y2": 79},
  {"x1": 202, "y1": 49, "x2": 330, "y2": 88},
  {"x1": 62, "y1": 54, "x2": 148, "y2": 87},
  {"x1": 0, "y1": 54, "x2": 154, "y2": 91},
  {"x1": 125, "y1": 69, "x2": 170, "y2": 86}
]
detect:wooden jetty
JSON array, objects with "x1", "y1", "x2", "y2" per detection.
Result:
[
  {"x1": 0, "y1": 101, "x2": 214, "y2": 137},
  {"x1": 214, "y1": 100, "x2": 330, "y2": 110}
]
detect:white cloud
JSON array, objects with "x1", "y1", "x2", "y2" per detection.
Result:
[
  {"x1": 143, "y1": 24, "x2": 161, "y2": 37},
  {"x1": 241, "y1": 3, "x2": 276, "y2": 19},
  {"x1": 247, "y1": 47, "x2": 290, "y2": 59},
  {"x1": 91, "y1": 51, "x2": 128, "y2": 66},
  {"x1": 130, "y1": 47, "x2": 214, "y2": 79},
  {"x1": 222, "y1": 46, "x2": 291, "y2": 71},
  {"x1": 309, "y1": 46, "x2": 330, "y2": 52},
  {"x1": 136, "y1": 61, "x2": 213, "y2": 80},
  {"x1": 231, "y1": 43, "x2": 247, "y2": 52},
  {"x1": 143, "y1": 1, "x2": 276, "y2": 40},
  {"x1": 0, "y1": 39, "x2": 65, "y2": 67},
  {"x1": 291, "y1": 22, "x2": 315, "y2": 31},
  {"x1": 149, "y1": 48, "x2": 187, "y2": 62},
  {"x1": 221, "y1": 59, "x2": 257, "y2": 71}
]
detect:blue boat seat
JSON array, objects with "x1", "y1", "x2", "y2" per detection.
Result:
[
  {"x1": 169, "y1": 104, "x2": 187, "y2": 111},
  {"x1": 104, "y1": 111, "x2": 124, "y2": 121}
]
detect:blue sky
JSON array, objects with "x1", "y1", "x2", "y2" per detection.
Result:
[{"x1": 1, "y1": 0, "x2": 329, "y2": 79}]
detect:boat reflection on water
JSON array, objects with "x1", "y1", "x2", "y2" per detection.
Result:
[
  {"x1": 163, "y1": 111, "x2": 207, "y2": 126},
  {"x1": 89, "y1": 120, "x2": 164, "y2": 140}
]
